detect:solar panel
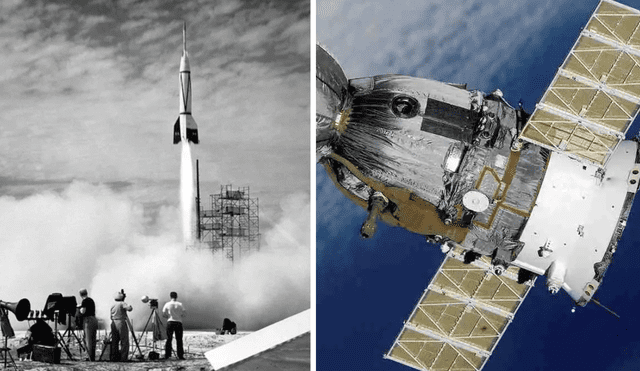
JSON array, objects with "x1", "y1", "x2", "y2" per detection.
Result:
[
  {"x1": 385, "y1": 248, "x2": 534, "y2": 371},
  {"x1": 519, "y1": 0, "x2": 640, "y2": 166}
]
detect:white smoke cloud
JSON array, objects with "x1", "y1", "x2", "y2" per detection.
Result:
[{"x1": 0, "y1": 182, "x2": 309, "y2": 332}]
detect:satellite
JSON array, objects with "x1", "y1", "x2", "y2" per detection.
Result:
[{"x1": 316, "y1": 0, "x2": 640, "y2": 370}]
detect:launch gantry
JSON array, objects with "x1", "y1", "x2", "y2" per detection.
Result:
[{"x1": 198, "y1": 185, "x2": 260, "y2": 262}]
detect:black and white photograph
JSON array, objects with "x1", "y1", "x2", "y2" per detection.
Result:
[{"x1": 0, "y1": 0, "x2": 310, "y2": 370}]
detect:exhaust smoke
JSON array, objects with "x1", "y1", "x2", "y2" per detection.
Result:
[
  {"x1": 180, "y1": 142, "x2": 195, "y2": 246},
  {"x1": 0, "y1": 182, "x2": 309, "y2": 331}
]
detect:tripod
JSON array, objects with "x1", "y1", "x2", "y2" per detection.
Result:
[
  {"x1": 139, "y1": 305, "x2": 166, "y2": 356},
  {"x1": 126, "y1": 317, "x2": 144, "y2": 360},
  {"x1": 0, "y1": 335, "x2": 14, "y2": 369},
  {"x1": 98, "y1": 317, "x2": 144, "y2": 361},
  {"x1": 0, "y1": 309, "x2": 15, "y2": 369},
  {"x1": 53, "y1": 311, "x2": 74, "y2": 360},
  {"x1": 0, "y1": 309, "x2": 14, "y2": 368},
  {"x1": 61, "y1": 312, "x2": 85, "y2": 355}
]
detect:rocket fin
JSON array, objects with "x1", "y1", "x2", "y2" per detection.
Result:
[
  {"x1": 173, "y1": 117, "x2": 181, "y2": 144},
  {"x1": 186, "y1": 115, "x2": 199, "y2": 144}
]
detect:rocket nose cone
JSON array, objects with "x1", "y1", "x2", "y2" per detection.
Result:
[{"x1": 316, "y1": 44, "x2": 349, "y2": 157}]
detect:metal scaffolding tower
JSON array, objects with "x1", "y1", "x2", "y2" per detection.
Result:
[{"x1": 199, "y1": 185, "x2": 260, "y2": 262}]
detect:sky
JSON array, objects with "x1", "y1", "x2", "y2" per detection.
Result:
[
  {"x1": 317, "y1": 1, "x2": 640, "y2": 370},
  {"x1": 0, "y1": 0, "x2": 310, "y2": 224},
  {"x1": 0, "y1": 0, "x2": 310, "y2": 332}
]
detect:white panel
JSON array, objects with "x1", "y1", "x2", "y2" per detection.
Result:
[
  {"x1": 514, "y1": 141, "x2": 638, "y2": 303},
  {"x1": 205, "y1": 309, "x2": 309, "y2": 370}
]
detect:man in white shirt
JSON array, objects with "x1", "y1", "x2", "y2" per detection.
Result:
[{"x1": 162, "y1": 291, "x2": 186, "y2": 360}]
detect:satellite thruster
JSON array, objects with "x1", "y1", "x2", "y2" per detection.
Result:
[{"x1": 317, "y1": 1, "x2": 640, "y2": 370}]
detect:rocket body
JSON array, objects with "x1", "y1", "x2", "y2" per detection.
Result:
[{"x1": 173, "y1": 23, "x2": 199, "y2": 144}]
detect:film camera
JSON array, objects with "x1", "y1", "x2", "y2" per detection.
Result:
[
  {"x1": 114, "y1": 289, "x2": 127, "y2": 301},
  {"x1": 141, "y1": 296, "x2": 158, "y2": 309},
  {"x1": 43, "y1": 294, "x2": 77, "y2": 324}
]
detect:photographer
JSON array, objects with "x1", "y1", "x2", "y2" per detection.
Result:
[
  {"x1": 17, "y1": 319, "x2": 55, "y2": 360},
  {"x1": 162, "y1": 291, "x2": 186, "y2": 360},
  {"x1": 109, "y1": 290, "x2": 132, "y2": 362},
  {"x1": 78, "y1": 288, "x2": 97, "y2": 361}
]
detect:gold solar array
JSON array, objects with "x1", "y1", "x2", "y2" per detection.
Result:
[
  {"x1": 385, "y1": 248, "x2": 534, "y2": 371},
  {"x1": 520, "y1": 0, "x2": 640, "y2": 166}
]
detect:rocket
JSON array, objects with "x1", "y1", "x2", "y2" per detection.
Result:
[{"x1": 173, "y1": 22, "x2": 199, "y2": 144}]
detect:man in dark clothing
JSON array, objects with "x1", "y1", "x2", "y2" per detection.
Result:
[
  {"x1": 221, "y1": 318, "x2": 237, "y2": 334},
  {"x1": 17, "y1": 319, "x2": 55, "y2": 359},
  {"x1": 79, "y1": 288, "x2": 98, "y2": 361}
]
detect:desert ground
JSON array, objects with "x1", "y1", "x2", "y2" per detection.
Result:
[{"x1": 2, "y1": 330, "x2": 310, "y2": 371}]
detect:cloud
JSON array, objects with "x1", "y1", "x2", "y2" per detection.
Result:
[
  {"x1": 317, "y1": 0, "x2": 585, "y2": 87},
  {"x1": 0, "y1": 0, "x2": 309, "y2": 214},
  {"x1": 0, "y1": 181, "x2": 309, "y2": 331}
]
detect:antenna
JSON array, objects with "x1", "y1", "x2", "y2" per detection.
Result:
[{"x1": 591, "y1": 298, "x2": 620, "y2": 319}]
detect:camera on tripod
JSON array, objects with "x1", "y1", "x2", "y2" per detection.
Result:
[
  {"x1": 138, "y1": 295, "x2": 166, "y2": 346},
  {"x1": 141, "y1": 296, "x2": 158, "y2": 309},
  {"x1": 43, "y1": 294, "x2": 77, "y2": 324}
]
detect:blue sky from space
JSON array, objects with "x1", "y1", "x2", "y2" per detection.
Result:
[{"x1": 317, "y1": 1, "x2": 640, "y2": 370}]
